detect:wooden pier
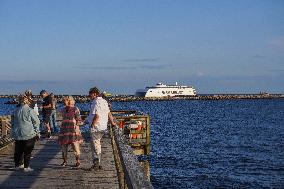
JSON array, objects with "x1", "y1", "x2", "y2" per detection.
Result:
[
  {"x1": 0, "y1": 113, "x2": 153, "y2": 189},
  {"x1": 0, "y1": 133, "x2": 119, "y2": 188}
]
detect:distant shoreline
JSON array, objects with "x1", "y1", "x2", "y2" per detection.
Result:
[{"x1": 1, "y1": 94, "x2": 283, "y2": 103}]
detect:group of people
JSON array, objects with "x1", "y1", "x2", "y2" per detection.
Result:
[{"x1": 11, "y1": 86, "x2": 117, "y2": 172}]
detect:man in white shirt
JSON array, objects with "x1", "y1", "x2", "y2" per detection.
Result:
[{"x1": 87, "y1": 87, "x2": 110, "y2": 170}]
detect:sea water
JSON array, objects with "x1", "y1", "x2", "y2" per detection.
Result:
[{"x1": 1, "y1": 98, "x2": 283, "y2": 188}]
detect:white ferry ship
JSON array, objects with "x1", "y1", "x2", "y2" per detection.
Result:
[{"x1": 135, "y1": 82, "x2": 197, "y2": 97}]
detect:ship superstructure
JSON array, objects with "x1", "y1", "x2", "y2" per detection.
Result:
[{"x1": 135, "y1": 82, "x2": 197, "y2": 97}]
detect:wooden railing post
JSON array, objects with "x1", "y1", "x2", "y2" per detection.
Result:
[
  {"x1": 0, "y1": 116, "x2": 12, "y2": 137},
  {"x1": 1, "y1": 120, "x2": 7, "y2": 137}
]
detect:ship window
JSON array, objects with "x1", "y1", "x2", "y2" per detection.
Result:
[{"x1": 162, "y1": 91, "x2": 165, "y2": 94}]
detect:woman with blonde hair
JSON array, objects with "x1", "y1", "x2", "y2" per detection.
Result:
[
  {"x1": 11, "y1": 93, "x2": 40, "y2": 172},
  {"x1": 58, "y1": 96, "x2": 83, "y2": 167}
]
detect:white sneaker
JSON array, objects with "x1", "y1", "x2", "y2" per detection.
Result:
[
  {"x1": 14, "y1": 164, "x2": 24, "y2": 170},
  {"x1": 23, "y1": 167, "x2": 34, "y2": 172}
]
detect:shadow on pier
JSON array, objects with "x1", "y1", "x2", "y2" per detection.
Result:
[{"x1": 0, "y1": 138, "x2": 60, "y2": 188}]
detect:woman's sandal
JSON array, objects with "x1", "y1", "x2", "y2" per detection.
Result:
[{"x1": 75, "y1": 162, "x2": 80, "y2": 168}]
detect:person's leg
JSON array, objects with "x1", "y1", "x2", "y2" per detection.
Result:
[
  {"x1": 52, "y1": 110, "x2": 59, "y2": 133},
  {"x1": 39, "y1": 118, "x2": 45, "y2": 133},
  {"x1": 44, "y1": 113, "x2": 52, "y2": 137},
  {"x1": 23, "y1": 137, "x2": 36, "y2": 168},
  {"x1": 90, "y1": 130, "x2": 104, "y2": 167},
  {"x1": 54, "y1": 110, "x2": 58, "y2": 132},
  {"x1": 71, "y1": 142, "x2": 81, "y2": 167},
  {"x1": 49, "y1": 112, "x2": 54, "y2": 132},
  {"x1": 61, "y1": 144, "x2": 68, "y2": 165},
  {"x1": 14, "y1": 140, "x2": 24, "y2": 167}
]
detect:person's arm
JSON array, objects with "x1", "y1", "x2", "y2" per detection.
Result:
[
  {"x1": 108, "y1": 112, "x2": 117, "y2": 127},
  {"x1": 75, "y1": 107, "x2": 82, "y2": 125},
  {"x1": 42, "y1": 104, "x2": 52, "y2": 109},
  {"x1": 91, "y1": 114, "x2": 99, "y2": 128},
  {"x1": 91, "y1": 99, "x2": 101, "y2": 128}
]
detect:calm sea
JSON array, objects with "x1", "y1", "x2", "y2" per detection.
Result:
[{"x1": 1, "y1": 98, "x2": 284, "y2": 188}]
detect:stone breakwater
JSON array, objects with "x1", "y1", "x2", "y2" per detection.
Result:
[
  {"x1": 108, "y1": 94, "x2": 284, "y2": 102},
  {"x1": 1, "y1": 94, "x2": 284, "y2": 103}
]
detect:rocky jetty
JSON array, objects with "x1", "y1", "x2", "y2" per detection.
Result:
[{"x1": 1, "y1": 93, "x2": 283, "y2": 103}]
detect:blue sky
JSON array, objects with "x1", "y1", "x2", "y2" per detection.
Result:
[{"x1": 0, "y1": 0, "x2": 283, "y2": 94}]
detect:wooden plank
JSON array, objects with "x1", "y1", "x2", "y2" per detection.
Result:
[
  {"x1": 130, "y1": 130, "x2": 147, "y2": 134},
  {"x1": 129, "y1": 139, "x2": 147, "y2": 143}
]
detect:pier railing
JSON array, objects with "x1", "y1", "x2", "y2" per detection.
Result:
[
  {"x1": 110, "y1": 126, "x2": 153, "y2": 189},
  {"x1": 0, "y1": 115, "x2": 14, "y2": 150}
]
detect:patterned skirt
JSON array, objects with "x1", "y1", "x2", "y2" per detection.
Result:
[{"x1": 58, "y1": 120, "x2": 83, "y2": 145}]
